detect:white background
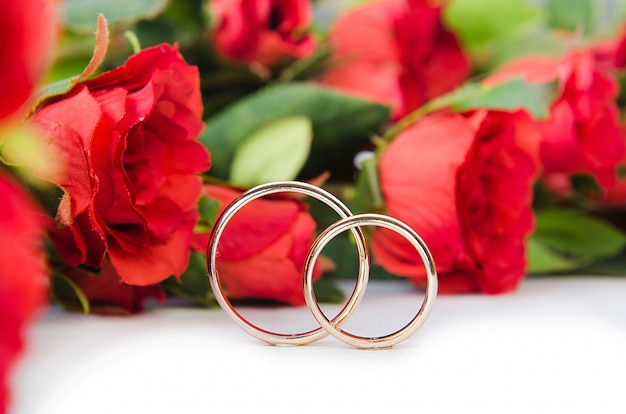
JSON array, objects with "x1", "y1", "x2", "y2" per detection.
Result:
[{"x1": 10, "y1": 277, "x2": 626, "y2": 414}]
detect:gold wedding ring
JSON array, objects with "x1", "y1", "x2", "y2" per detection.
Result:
[
  {"x1": 303, "y1": 213, "x2": 437, "y2": 349},
  {"x1": 206, "y1": 181, "x2": 437, "y2": 349},
  {"x1": 206, "y1": 181, "x2": 369, "y2": 346}
]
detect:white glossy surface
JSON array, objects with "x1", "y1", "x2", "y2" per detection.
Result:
[{"x1": 10, "y1": 277, "x2": 626, "y2": 414}]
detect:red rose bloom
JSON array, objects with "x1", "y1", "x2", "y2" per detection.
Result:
[
  {"x1": 318, "y1": 0, "x2": 470, "y2": 120},
  {"x1": 32, "y1": 44, "x2": 211, "y2": 286},
  {"x1": 0, "y1": 0, "x2": 57, "y2": 120},
  {"x1": 0, "y1": 172, "x2": 47, "y2": 411},
  {"x1": 193, "y1": 184, "x2": 327, "y2": 305},
  {"x1": 492, "y1": 51, "x2": 624, "y2": 189},
  {"x1": 372, "y1": 111, "x2": 538, "y2": 293},
  {"x1": 209, "y1": 0, "x2": 315, "y2": 66}
]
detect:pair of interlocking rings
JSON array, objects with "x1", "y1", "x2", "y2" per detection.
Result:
[{"x1": 206, "y1": 181, "x2": 437, "y2": 349}]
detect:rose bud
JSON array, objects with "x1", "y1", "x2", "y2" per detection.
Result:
[{"x1": 209, "y1": 0, "x2": 316, "y2": 67}]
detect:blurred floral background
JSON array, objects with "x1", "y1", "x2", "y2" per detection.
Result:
[{"x1": 3, "y1": 0, "x2": 626, "y2": 411}]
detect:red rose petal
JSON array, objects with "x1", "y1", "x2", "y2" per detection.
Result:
[
  {"x1": 216, "y1": 231, "x2": 305, "y2": 304},
  {"x1": 374, "y1": 114, "x2": 475, "y2": 277},
  {"x1": 108, "y1": 212, "x2": 196, "y2": 286},
  {"x1": 204, "y1": 184, "x2": 301, "y2": 260}
]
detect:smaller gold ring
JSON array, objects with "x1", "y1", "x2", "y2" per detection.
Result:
[{"x1": 303, "y1": 213, "x2": 437, "y2": 349}]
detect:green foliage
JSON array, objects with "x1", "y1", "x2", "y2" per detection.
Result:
[
  {"x1": 162, "y1": 251, "x2": 217, "y2": 307},
  {"x1": 384, "y1": 77, "x2": 558, "y2": 141},
  {"x1": 444, "y1": 0, "x2": 626, "y2": 71},
  {"x1": 547, "y1": 0, "x2": 626, "y2": 35},
  {"x1": 199, "y1": 82, "x2": 390, "y2": 180},
  {"x1": 195, "y1": 196, "x2": 221, "y2": 234},
  {"x1": 63, "y1": 0, "x2": 171, "y2": 32},
  {"x1": 547, "y1": 0, "x2": 593, "y2": 33},
  {"x1": 353, "y1": 156, "x2": 384, "y2": 214},
  {"x1": 526, "y1": 237, "x2": 584, "y2": 274},
  {"x1": 444, "y1": 0, "x2": 546, "y2": 53},
  {"x1": 229, "y1": 116, "x2": 313, "y2": 186},
  {"x1": 527, "y1": 209, "x2": 626, "y2": 274},
  {"x1": 50, "y1": 272, "x2": 90, "y2": 314},
  {"x1": 445, "y1": 78, "x2": 558, "y2": 120},
  {"x1": 311, "y1": 278, "x2": 346, "y2": 304},
  {"x1": 30, "y1": 15, "x2": 109, "y2": 115}
]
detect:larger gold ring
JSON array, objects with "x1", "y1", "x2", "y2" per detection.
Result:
[{"x1": 206, "y1": 181, "x2": 369, "y2": 346}]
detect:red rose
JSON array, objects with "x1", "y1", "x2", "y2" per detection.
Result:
[
  {"x1": 193, "y1": 184, "x2": 328, "y2": 305},
  {"x1": 0, "y1": 172, "x2": 47, "y2": 411},
  {"x1": 0, "y1": 0, "x2": 58, "y2": 120},
  {"x1": 32, "y1": 44, "x2": 211, "y2": 286},
  {"x1": 209, "y1": 0, "x2": 315, "y2": 66},
  {"x1": 372, "y1": 111, "x2": 538, "y2": 293},
  {"x1": 318, "y1": 0, "x2": 470, "y2": 120},
  {"x1": 492, "y1": 51, "x2": 624, "y2": 189}
]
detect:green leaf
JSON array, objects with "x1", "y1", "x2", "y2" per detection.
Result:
[
  {"x1": 386, "y1": 77, "x2": 558, "y2": 140},
  {"x1": 200, "y1": 82, "x2": 390, "y2": 180},
  {"x1": 489, "y1": 31, "x2": 571, "y2": 67},
  {"x1": 63, "y1": 0, "x2": 170, "y2": 32},
  {"x1": 547, "y1": 0, "x2": 593, "y2": 33},
  {"x1": 573, "y1": 254, "x2": 626, "y2": 276},
  {"x1": 527, "y1": 209, "x2": 626, "y2": 274},
  {"x1": 444, "y1": 0, "x2": 546, "y2": 53},
  {"x1": 195, "y1": 195, "x2": 221, "y2": 234},
  {"x1": 28, "y1": 14, "x2": 110, "y2": 116},
  {"x1": 384, "y1": 77, "x2": 558, "y2": 142},
  {"x1": 162, "y1": 251, "x2": 217, "y2": 307},
  {"x1": 546, "y1": 0, "x2": 626, "y2": 36},
  {"x1": 124, "y1": 0, "x2": 207, "y2": 50},
  {"x1": 312, "y1": 278, "x2": 345, "y2": 304},
  {"x1": 353, "y1": 156, "x2": 385, "y2": 213},
  {"x1": 446, "y1": 78, "x2": 558, "y2": 120},
  {"x1": 51, "y1": 272, "x2": 91, "y2": 314},
  {"x1": 526, "y1": 237, "x2": 583, "y2": 274},
  {"x1": 535, "y1": 209, "x2": 626, "y2": 258},
  {"x1": 229, "y1": 116, "x2": 312, "y2": 187}
]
